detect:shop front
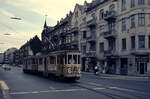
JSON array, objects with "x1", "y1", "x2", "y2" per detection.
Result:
[{"x1": 136, "y1": 55, "x2": 148, "y2": 74}]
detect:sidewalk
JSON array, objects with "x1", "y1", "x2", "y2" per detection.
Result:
[{"x1": 82, "y1": 72, "x2": 150, "y2": 79}]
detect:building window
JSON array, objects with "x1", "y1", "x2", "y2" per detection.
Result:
[
  {"x1": 91, "y1": 13, "x2": 96, "y2": 20},
  {"x1": 131, "y1": 0, "x2": 135, "y2": 8},
  {"x1": 138, "y1": 35, "x2": 145, "y2": 48},
  {"x1": 100, "y1": 42, "x2": 104, "y2": 52},
  {"x1": 75, "y1": 11, "x2": 78, "y2": 17},
  {"x1": 148, "y1": 0, "x2": 150, "y2": 5},
  {"x1": 149, "y1": 14, "x2": 150, "y2": 25},
  {"x1": 99, "y1": 9, "x2": 104, "y2": 20},
  {"x1": 138, "y1": 0, "x2": 145, "y2": 5},
  {"x1": 109, "y1": 4, "x2": 115, "y2": 11},
  {"x1": 99, "y1": 25, "x2": 104, "y2": 34},
  {"x1": 122, "y1": 0, "x2": 126, "y2": 11},
  {"x1": 148, "y1": 36, "x2": 150, "y2": 49},
  {"x1": 122, "y1": 18, "x2": 126, "y2": 31},
  {"x1": 82, "y1": 46, "x2": 86, "y2": 54},
  {"x1": 122, "y1": 38, "x2": 126, "y2": 50},
  {"x1": 83, "y1": 31, "x2": 87, "y2": 39},
  {"x1": 82, "y1": 17, "x2": 86, "y2": 24},
  {"x1": 131, "y1": 15, "x2": 135, "y2": 28},
  {"x1": 131, "y1": 36, "x2": 135, "y2": 49},
  {"x1": 138, "y1": 13, "x2": 145, "y2": 26}
]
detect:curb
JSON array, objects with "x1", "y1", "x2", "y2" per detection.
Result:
[
  {"x1": 82, "y1": 72, "x2": 150, "y2": 79},
  {"x1": 0, "y1": 81, "x2": 11, "y2": 99}
]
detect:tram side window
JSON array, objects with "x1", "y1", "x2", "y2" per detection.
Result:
[
  {"x1": 32, "y1": 59, "x2": 35, "y2": 64},
  {"x1": 78, "y1": 55, "x2": 81, "y2": 64},
  {"x1": 39, "y1": 58, "x2": 43, "y2": 65},
  {"x1": 65, "y1": 55, "x2": 67, "y2": 64},
  {"x1": 73, "y1": 55, "x2": 77, "y2": 64},
  {"x1": 60, "y1": 56, "x2": 63, "y2": 64},
  {"x1": 50, "y1": 56, "x2": 56, "y2": 64},
  {"x1": 68, "y1": 55, "x2": 72, "y2": 64}
]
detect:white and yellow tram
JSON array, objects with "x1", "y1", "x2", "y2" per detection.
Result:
[{"x1": 23, "y1": 51, "x2": 81, "y2": 81}]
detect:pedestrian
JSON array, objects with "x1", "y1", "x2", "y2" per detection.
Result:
[{"x1": 94, "y1": 66, "x2": 99, "y2": 75}]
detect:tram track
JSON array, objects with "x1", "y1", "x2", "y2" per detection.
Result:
[{"x1": 71, "y1": 81, "x2": 149, "y2": 99}]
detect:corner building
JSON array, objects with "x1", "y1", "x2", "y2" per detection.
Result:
[{"x1": 75, "y1": 0, "x2": 150, "y2": 75}]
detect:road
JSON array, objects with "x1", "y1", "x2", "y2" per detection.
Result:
[{"x1": 0, "y1": 65, "x2": 150, "y2": 99}]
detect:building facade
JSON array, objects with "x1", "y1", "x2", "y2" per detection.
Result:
[
  {"x1": 0, "y1": 53, "x2": 4, "y2": 64},
  {"x1": 41, "y1": 0, "x2": 150, "y2": 75},
  {"x1": 41, "y1": 11, "x2": 79, "y2": 53},
  {"x1": 75, "y1": 0, "x2": 150, "y2": 75},
  {"x1": 3, "y1": 48, "x2": 17, "y2": 64}
]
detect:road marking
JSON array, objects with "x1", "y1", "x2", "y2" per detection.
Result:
[
  {"x1": 93, "y1": 88, "x2": 106, "y2": 90},
  {"x1": 0, "y1": 80, "x2": 10, "y2": 99},
  {"x1": 109, "y1": 86, "x2": 134, "y2": 92},
  {"x1": 109, "y1": 86, "x2": 150, "y2": 96},
  {"x1": 88, "y1": 82, "x2": 102, "y2": 86},
  {"x1": 49, "y1": 86, "x2": 55, "y2": 90},
  {"x1": 9, "y1": 88, "x2": 86, "y2": 95}
]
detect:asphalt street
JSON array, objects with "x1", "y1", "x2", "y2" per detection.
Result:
[{"x1": 0, "y1": 65, "x2": 150, "y2": 99}]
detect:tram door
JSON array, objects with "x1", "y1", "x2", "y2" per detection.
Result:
[
  {"x1": 57, "y1": 55, "x2": 64, "y2": 75},
  {"x1": 44, "y1": 57, "x2": 48, "y2": 77}
]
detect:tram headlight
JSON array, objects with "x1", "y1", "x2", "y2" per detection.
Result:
[{"x1": 68, "y1": 68, "x2": 72, "y2": 74}]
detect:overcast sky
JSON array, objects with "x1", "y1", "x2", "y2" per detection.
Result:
[{"x1": 0, "y1": 0, "x2": 92, "y2": 53}]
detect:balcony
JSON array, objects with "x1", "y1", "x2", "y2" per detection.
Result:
[
  {"x1": 71, "y1": 38, "x2": 78, "y2": 45},
  {"x1": 70, "y1": 27, "x2": 78, "y2": 33},
  {"x1": 86, "y1": 19, "x2": 96, "y2": 27},
  {"x1": 104, "y1": 11, "x2": 117, "y2": 21},
  {"x1": 104, "y1": 50, "x2": 117, "y2": 56},
  {"x1": 103, "y1": 30, "x2": 116, "y2": 39},
  {"x1": 86, "y1": 50, "x2": 96, "y2": 58},
  {"x1": 87, "y1": 33, "x2": 96, "y2": 42}
]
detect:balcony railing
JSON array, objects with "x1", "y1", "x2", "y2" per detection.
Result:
[
  {"x1": 86, "y1": 50, "x2": 96, "y2": 57},
  {"x1": 104, "y1": 50, "x2": 116, "y2": 56},
  {"x1": 87, "y1": 33, "x2": 96, "y2": 42},
  {"x1": 86, "y1": 19, "x2": 96, "y2": 27},
  {"x1": 103, "y1": 30, "x2": 116, "y2": 39},
  {"x1": 70, "y1": 27, "x2": 78, "y2": 33},
  {"x1": 104, "y1": 11, "x2": 117, "y2": 21}
]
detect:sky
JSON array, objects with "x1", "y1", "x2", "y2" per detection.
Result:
[{"x1": 0, "y1": 0, "x2": 92, "y2": 53}]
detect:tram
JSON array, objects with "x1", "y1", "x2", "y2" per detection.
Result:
[{"x1": 23, "y1": 51, "x2": 81, "y2": 81}]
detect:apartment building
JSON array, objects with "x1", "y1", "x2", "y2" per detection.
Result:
[
  {"x1": 41, "y1": 11, "x2": 79, "y2": 53},
  {"x1": 74, "y1": 0, "x2": 150, "y2": 75},
  {"x1": 41, "y1": 0, "x2": 150, "y2": 75}
]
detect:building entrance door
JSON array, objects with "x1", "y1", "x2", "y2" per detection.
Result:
[{"x1": 140, "y1": 63, "x2": 145, "y2": 74}]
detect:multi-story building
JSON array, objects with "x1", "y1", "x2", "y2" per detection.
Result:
[
  {"x1": 41, "y1": 11, "x2": 79, "y2": 53},
  {"x1": 0, "y1": 53, "x2": 4, "y2": 64},
  {"x1": 3, "y1": 48, "x2": 17, "y2": 64},
  {"x1": 13, "y1": 50, "x2": 20, "y2": 65},
  {"x1": 41, "y1": 0, "x2": 150, "y2": 75},
  {"x1": 74, "y1": 0, "x2": 150, "y2": 75}
]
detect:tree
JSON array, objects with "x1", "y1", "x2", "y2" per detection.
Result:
[{"x1": 30, "y1": 35, "x2": 42, "y2": 55}]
